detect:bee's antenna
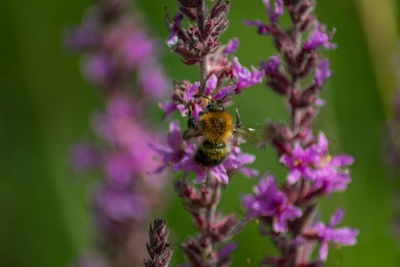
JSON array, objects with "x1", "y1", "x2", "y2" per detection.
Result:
[{"x1": 193, "y1": 94, "x2": 214, "y2": 102}]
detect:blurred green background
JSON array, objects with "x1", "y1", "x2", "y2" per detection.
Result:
[{"x1": 1, "y1": 0, "x2": 400, "y2": 266}]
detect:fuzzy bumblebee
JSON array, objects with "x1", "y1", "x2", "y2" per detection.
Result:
[{"x1": 183, "y1": 96, "x2": 241, "y2": 166}]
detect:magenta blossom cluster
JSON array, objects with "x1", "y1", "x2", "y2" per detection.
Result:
[
  {"x1": 160, "y1": 41, "x2": 263, "y2": 120},
  {"x1": 241, "y1": 0, "x2": 359, "y2": 265},
  {"x1": 152, "y1": 0, "x2": 263, "y2": 265},
  {"x1": 151, "y1": 121, "x2": 257, "y2": 184},
  {"x1": 66, "y1": 0, "x2": 170, "y2": 266},
  {"x1": 65, "y1": 0, "x2": 168, "y2": 99}
]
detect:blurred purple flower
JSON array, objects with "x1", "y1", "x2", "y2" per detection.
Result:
[
  {"x1": 94, "y1": 185, "x2": 149, "y2": 223},
  {"x1": 310, "y1": 133, "x2": 353, "y2": 193},
  {"x1": 306, "y1": 208, "x2": 359, "y2": 261},
  {"x1": 261, "y1": 54, "x2": 281, "y2": 75},
  {"x1": 314, "y1": 59, "x2": 332, "y2": 87},
  {"x1": 166, "y1": 13, "x2": 183, "y2": 47},
  {"x1": 233, "y1": 57, "x2": 264, "y2": 93},
  {"x1": 122, "y1": 32, "x2": 154, "y2": 67},
  {"x1": 82, "y1": 54, "x2": 113, "y2": 85},
  {"x1": 304, "y1": 22, "x2": 337, "y2": 51},
  {"x1": 242, "y1": 175, "x2": 302, "y2": 232},
  {"x1": 69, "y1": 141, "x2": 101, "y2": 172},
  {"x1": 139, "y1": 63, "x2": 169, "y2": 99},
  {"x1": 243, "y1": 20, "x2": 270, "y2": 35},
  {"x1": 223, "y1": 38, "x2": 239, "y2": 55},
  {"x1": 263, "y1": 0, "x2": 283, "y2": 22},
  {"x1": 150, "y1": 120, "x2": 186, "y2": 173},
  {"x1": 280, "y1": 144, "x2": 317, "y2": 184}
]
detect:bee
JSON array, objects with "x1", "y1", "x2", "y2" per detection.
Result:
[{"x1": 183, "y1": 95, "x2": 242, "y2": 167}]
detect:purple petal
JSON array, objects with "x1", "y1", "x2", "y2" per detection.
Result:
[
  {"x1": 211, "y1": 165, "x2": 229, "y2": 184},
  {"x1": 167, "y1": 121, "x2": 182, "y2": 149},
  {"x1": 166, "y1": 32, "x2": 178, "y2": 47},
  {"x1": 317, "y1": 132, "x2": 328, "y2": 155},
  {"x1": 196, "y1": 170, "x2": 208, "y2": 183},
  {"x1": 243, "y1": 20, "x2": 270, "y2": 35},
  {"x1": 166, "y1": 13, "x2": 183, "y2": 47},
  {"x1": 319, "y1": 241, "x2": 328, "y2": 261},
  {"x1": 331, "y1": 155, "x2": 354, "y2": 166},
  {"x1": 273, "y1": 216, "x2": 287, "y2": 232},
  {"x1": 304, "y1": 22, "x2": 337, "y2": 51},
  {"x1": 287, "y1": 169, "x2": 301, "y2": 184},
  {"x1": 330, "y1": 227, "x2": 359, "y2": 245},
  {"x1": 284, "y1": 205, "x2": 302, "y2": 220},
  {"x1": 315, "y1": 98, "x2": 326, "y2": 106},
  {"x1": 329, "y1": 208, "x2": 344, "y2": 227},
  {"x1": 205, "y1": 75, "x2": 217, "y2": 96},
  {"x1": 240, "y1": 167, "x2": 259, "y2": 178},
  {"x1": 263, "y1": 0, "x2": 283, "y2": 22},
  {"x1": 214, "y1": 85, "x2": 235, "y2": 99},
  {"x1": 185, "y1": 82, "x2": 200, "y2": 102},
  {"x1": 314, "y1": 59, "x2": 331, "y2": 87},
  {"x1": 159, "y1": 102, "x2": 177, "y2": 119},
  {"x1": 223, "y1": 38, "x2": 239, "y2": 55},
  {"x1": 176, "y1": 104, "x2": 186, "y2": 116},
  {"x1": 218, "y1": 242, "x2": 237, "y2": 260},
  {"x1": 261, "y1": 55, "x2": 280, "y2": 74},
  {"x1": 242, "y1": 195, "x2": 259, "y2": 218},
  {"x1": 82, "y1": 54, "x2": 112, "y2": 85}
]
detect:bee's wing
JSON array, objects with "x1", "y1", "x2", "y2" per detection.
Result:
[{"x1": 234, "y1": 125, "x2": 266, "y2": 144}]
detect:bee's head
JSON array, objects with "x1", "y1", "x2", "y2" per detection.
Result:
[{"x1": 205, "y1": 102, "x2": 224, "y2": 112}]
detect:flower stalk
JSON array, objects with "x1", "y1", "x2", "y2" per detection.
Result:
[
  {"x1": 66, "y1": 0, "x2": 169, "y2": 266},
  {"x1": 144, "y1": 219, "x2": 173, "y2": 267},
  {"x1": 155, "y1": 0, "x2": 263, "y2": 265},
  {"x1": 243, "y1": 0, "x2": 359, "y2": 265}
]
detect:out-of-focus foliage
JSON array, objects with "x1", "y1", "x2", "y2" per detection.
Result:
[{"x1": 0, "y1": 0, "x2": 398, "y2": 266}]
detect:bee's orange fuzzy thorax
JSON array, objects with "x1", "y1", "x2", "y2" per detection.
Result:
[{"x1": 199, "y1": 110, "x2": 233, "y2": 144}]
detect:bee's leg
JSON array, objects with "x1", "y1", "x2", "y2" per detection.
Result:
[
  {"x1": 187, "y1": 106, "x2": 196, "y2": 129},
  {"x1": 235, "y1": 108, "x2": 242, "y2": 129},
  {"x1": 183, "y1": 104, "x2": 202, "y2": 139}
]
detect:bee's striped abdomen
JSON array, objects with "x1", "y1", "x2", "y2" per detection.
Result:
[{"x1": 194, "y1": 140, "x2": 230, "y2": 166}]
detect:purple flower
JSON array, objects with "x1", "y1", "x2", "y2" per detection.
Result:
[
  {"x1": 306, "y1": 208, "x2": 359, "y2": 261},
  {"x1": 150, "y1": 121, "x2": 186, "y2": 173},
  {"x1": 280, "y1": 144, "x2": 317, "y2": 184},
  {"x1": 69, "y1": 141, "x2": 101, "y2": 172},
  {"x1": 171, "y1": 147, "x2": 257, "y2": 184},
  {"x1": 223, "y1": 38, "x2": 239, "y2": 55},
  {"x1": 304, "y1": 22, "x2": 337, "y2": 51},
  {"x1": 243, "y1": 20, "x2": 270, "y2": 35},
  {"x1": 139, "y1": 63, "x2": 169, "y2": 99},
  {"x1": 65, "y1": 21, "x2": 99, "y2": 52},
  {"x1": 122, "y1": 31, "x2": 154, "y2": 67},
  {"x1": 310, "y1": 133, "x2": 353, "y2": 193},
  {"x1": 82, "y1": 54, "x2": 113, "y2": 85},
  {"x1": 314, "y1": 59, "x2": 331, "y2": 87},
  {"x1": 233, "y1": 57, "x2": 264, "y2": 93},
  {"x1": 153, "y1": 121, "x2": 257, "y2": 184},
  {"x1": 159, "y1": 102, "x2": 178, "y2": 120},
  {"x1": 261, "y1": 54, "x2": 281, "y2": 75},
  {"x1": 94, "y1": 185, "x2": 149, "y2": 223},
  {"x1": 205, "y1": 75, "x2": 218, "y2": 96},
  {"x1": 185, "y1": 82, "x2": 200, "y2": 102},
  {"x1": 105, "y1": 152, "x2": 134, "y2": 187},
  {"x1": 166, "y1": 13, "x2": 183, "y2": 47},
  {"x1": 242, "y1": 176, "x2": 302, "y2": 232},
  {"x1": 263, "y1": 0, "x2": 283, "y2": 22},
  {"x1": 214, "y1": 85, "x2": 235, "y2": 100}
]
